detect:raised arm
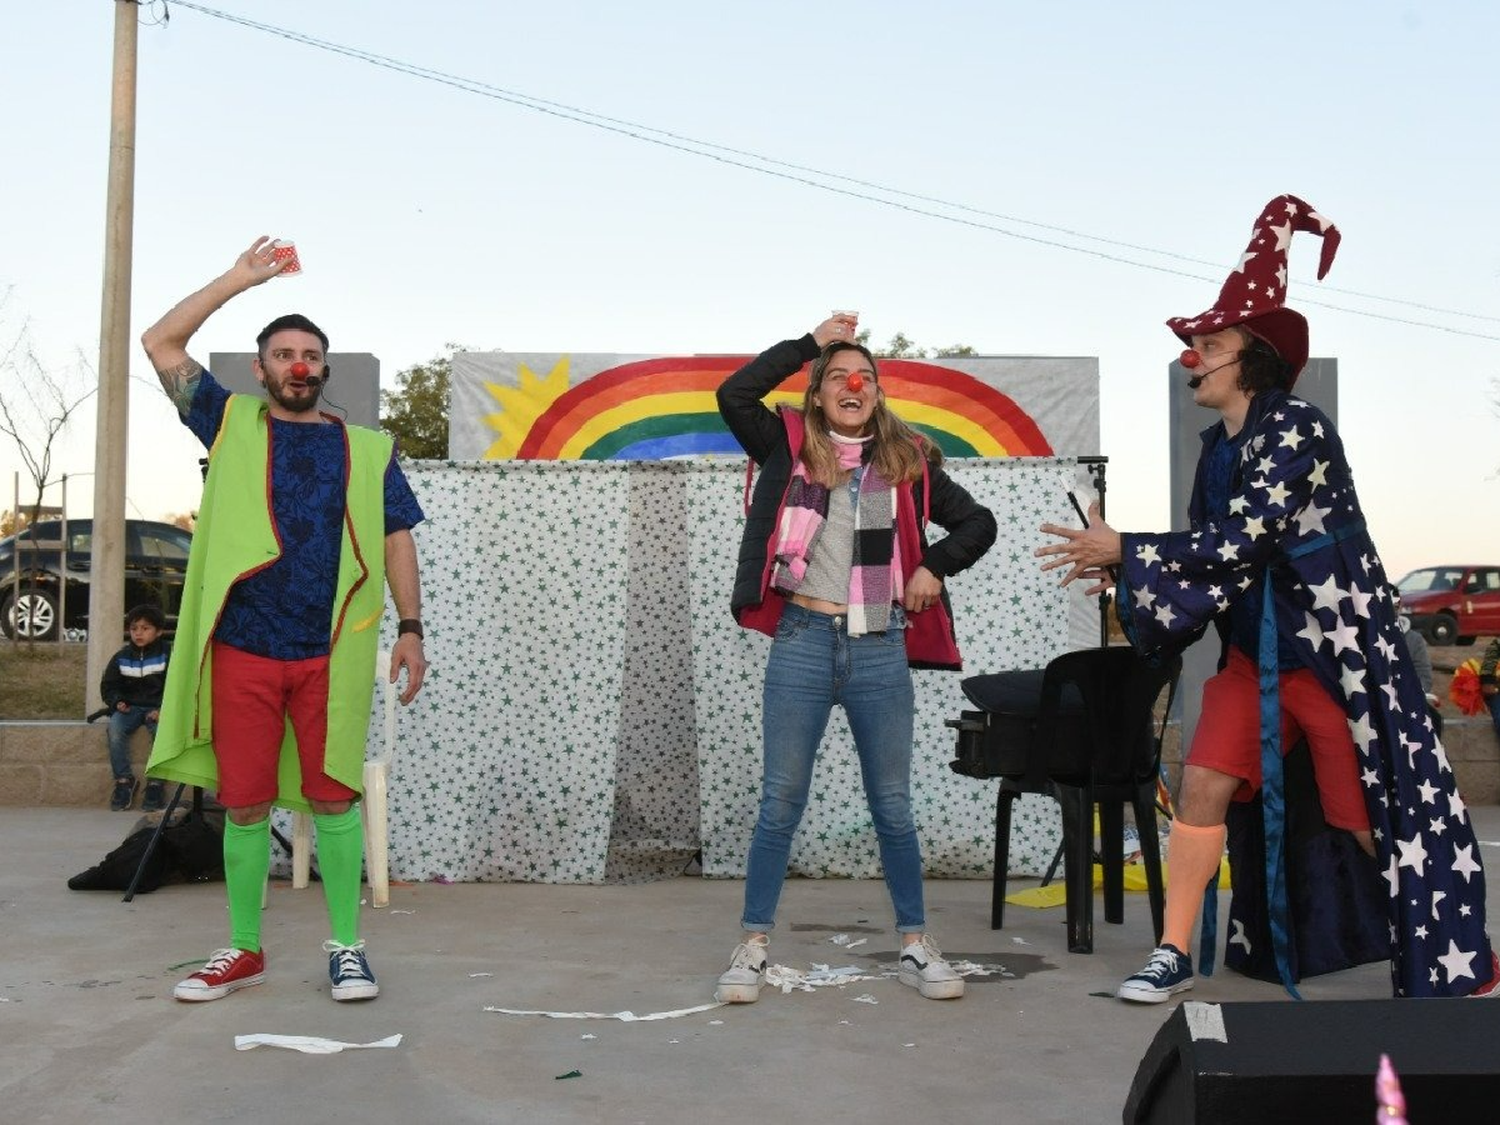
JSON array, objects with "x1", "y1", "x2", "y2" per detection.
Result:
[
  {"x1": 715, "y1": 314, "x2": 855, "y2": 464},
  {"x1": 141, "y1": 237, "x2": 289, "y2": 415}
]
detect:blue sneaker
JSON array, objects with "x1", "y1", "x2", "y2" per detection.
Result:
[
  {"x1": 1118, "y1": 943, "x2": 1194, "y2": 1003},
  {"x1": 324, "y1": 940, "x2": 379, "y2": 1001}
]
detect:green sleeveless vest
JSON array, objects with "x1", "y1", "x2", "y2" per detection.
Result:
[{"x1": 147, "y1": 396, "x2": 392, "y2": 811}]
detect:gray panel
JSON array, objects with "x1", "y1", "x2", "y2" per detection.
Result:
[
  {"x1": 1167, "y1": 359, "x2": 1338, "y2": 750},
  {"x1": 208, "y1": 352, "x2": 381, "y2": 428}
]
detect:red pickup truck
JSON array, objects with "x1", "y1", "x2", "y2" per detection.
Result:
[{"x1": 1397, "y1": 565, "x2": 1500, "y2": 646}]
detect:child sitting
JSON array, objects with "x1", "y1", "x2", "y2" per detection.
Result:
[{"x1": 101, "y1": 604, "x2": 172, "y2": 811}]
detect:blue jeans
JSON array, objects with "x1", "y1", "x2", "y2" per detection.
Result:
[
  {"x1": 107, "y1": 706, "x2": 158, "y2": 779},
  {"x1": 741, "y1": 603, "x2": 925, "y2": 933}
]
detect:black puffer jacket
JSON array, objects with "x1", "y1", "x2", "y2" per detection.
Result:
[{"x1": 717, "y1": 333, "x2": 996, "y2": 622}]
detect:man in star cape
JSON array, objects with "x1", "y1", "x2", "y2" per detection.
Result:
[{"x1": 1037, "y1": 195, "x2": 1495, "y2": 1001}]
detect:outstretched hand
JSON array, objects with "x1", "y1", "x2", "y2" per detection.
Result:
[
  {"x1": 1036, "y1": 500, "x2": 1121, "y2": 596},
  {"x1": 812, "y1": 313, "x2": 859, "y2": 349},
  {"x1": 227, "y1": 236, "x2": 292, "y2": 290}
]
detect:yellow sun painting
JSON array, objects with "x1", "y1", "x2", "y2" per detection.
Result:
[{"x1": 480, "y1": 357, "x2": 571, "y2": 459}]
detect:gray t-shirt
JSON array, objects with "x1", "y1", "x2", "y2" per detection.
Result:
[{"x1": 796, "y1": 481, "x2": 856, "y2": 604}]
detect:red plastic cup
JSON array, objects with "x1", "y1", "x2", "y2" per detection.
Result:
[{"x1": 270, "y1": 239, "x2": 302, "y2": 276}]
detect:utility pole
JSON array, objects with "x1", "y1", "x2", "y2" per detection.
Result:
[{"x1": 85, "y1": 0, "x2": 138, "y2": 714}]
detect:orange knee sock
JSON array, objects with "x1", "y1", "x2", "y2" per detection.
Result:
[{"x1": 1162, "y1": 820, "x2": 1227, "y2": 953}]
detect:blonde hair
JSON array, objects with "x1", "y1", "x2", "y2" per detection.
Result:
[{"x1": 798, "y1": 342, "x2": 942, "y2": 488}]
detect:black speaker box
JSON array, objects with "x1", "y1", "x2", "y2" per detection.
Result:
[{"x1": 1124, "y1": 999, "x2": 1500, "y2": 1124}]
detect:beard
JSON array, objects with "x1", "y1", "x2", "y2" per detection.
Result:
[{"x1": 264, "y1": 373, "x2": 324, "y2": 415}]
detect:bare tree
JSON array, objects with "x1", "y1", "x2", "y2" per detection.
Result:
[{"x1": 0, "y1": 305, "x2": 96, "y2": 642}]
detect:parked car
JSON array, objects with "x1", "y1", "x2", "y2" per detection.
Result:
[
  {"x1": 1396, "y1": 565, "x2": 1500, "y2": 646},
  {"x1": 0, "y1": 519, "x2": 192, "y2": 641}
]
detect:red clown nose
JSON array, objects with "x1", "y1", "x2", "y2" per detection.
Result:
[
  {"x1": 290, "y1": 361, "x2": 311, "y2": 378},
  {"x1": 1179, "y1": 349, "x2": 1202, "y2": 370},
  {"x1": 845, "y1": 373, "x2": 865, "y2": 393}
]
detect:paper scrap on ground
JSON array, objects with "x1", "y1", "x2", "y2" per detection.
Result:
[
  {"x1": 234, "y1": 1033, "x2": 403, "y2": 1054},
  {"x1": 852, "y1": 994, "x2": 879, "y2": 1004},
  {"x1": 828, "y1": 934, "x2": 868, "y2": 950},
  {"x1": 484, "y1": 1002, "x2": 724, "y2": 1022},
  {"x1": 390, "y1": 909, "x2": 417, "y2": 916},
  {"x1": 766, "y1": 962, "x2": 874, "y2": 993},
  {"x1": 468, "y1": 972, "x2": 494, "y2": 978},
  {"x1": 951, "y1": 960, "x2": 1014, "y2": 979}
]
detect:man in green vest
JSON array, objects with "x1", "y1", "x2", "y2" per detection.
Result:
[{"x1": 141, "y1": 237, "x2": 428, "y2": 1004}]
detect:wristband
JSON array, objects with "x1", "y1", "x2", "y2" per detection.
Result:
[{"x1": 398, "y1": 618, "x2": 424, "y2": 640}]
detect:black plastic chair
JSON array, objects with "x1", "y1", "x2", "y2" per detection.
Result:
[{"x1": 946, "y1": 646, "x2": 1181, "y2": 953}]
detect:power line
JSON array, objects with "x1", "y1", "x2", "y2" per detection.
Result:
[{"x1": 162, "y1": 2, "x2": 1500, "y2": 343}]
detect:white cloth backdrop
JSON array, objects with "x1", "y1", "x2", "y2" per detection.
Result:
[{"x1": 347, "y1": 458, "x2": 1084, "y2": 885}]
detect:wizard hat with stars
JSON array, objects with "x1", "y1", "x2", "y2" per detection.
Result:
[{"x1": 1167, "y1": 193, "x2": 1341, "y2": 380}]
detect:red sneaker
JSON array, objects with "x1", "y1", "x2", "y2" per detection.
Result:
[
  {"x1": 1469, "y1": 951, "x2": 1500, "y2": 999},
  {"x1": 173, "y1": 948, "x2": 266, "y2": 1002}
]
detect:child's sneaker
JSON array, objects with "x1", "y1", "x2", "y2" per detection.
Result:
[
  {"x1": 1118, "y1": 943, "x2": 1195, "y2": 1003},
  {"x1": 174, "y1": 948, "x2": 266, "y2": 1002},
  {"x1": 715, "y1": 937, "x2": 768, "y2": 1003},
  {"x1": 109, "y1": 776, "x2": 138, "y2": 811},
  {"x1": 898, "y1": 935, "x2": 965, "y2": 999},
  {"x1": 140, "y1": 780, "x2": 166, "y2": 813},
  {"x1": 325, "y1": 940, "x2": 379, "y2": 1001}
]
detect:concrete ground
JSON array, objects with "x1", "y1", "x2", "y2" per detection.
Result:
[{"x1": 4, "y1": 808, "x2": 1499, "y2": 1124}]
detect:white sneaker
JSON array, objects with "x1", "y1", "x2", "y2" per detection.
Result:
[
  {"x1": 715, "y1": 938, "x2": 768, "y2": 1003},
  {"x1": 898, "y1": 935, "x2": 965, "y2": 1000}
]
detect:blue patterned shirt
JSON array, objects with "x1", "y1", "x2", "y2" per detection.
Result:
[{"x1": 183, "y1": 371, "x2": 424, "y2": 659}]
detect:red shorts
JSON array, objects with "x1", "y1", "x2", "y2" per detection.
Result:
[
  {"x1": 1188, "y1": 646, "x2": 1369, "y2": 832},
  {"x1": 210, "y1": 641, "x2": 358, "y2": 808}
]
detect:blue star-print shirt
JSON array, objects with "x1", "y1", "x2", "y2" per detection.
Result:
[{"x1": 183, "y1": 371, "x2": 424, "y2": 660}]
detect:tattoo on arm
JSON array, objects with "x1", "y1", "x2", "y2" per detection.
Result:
[{"x1": 156, "y1": 357, "x2": 204, "y2": 415}]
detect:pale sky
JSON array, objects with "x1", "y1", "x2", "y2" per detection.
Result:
[{"x1": 3, "y1": 0, "x2": 1497, "y2": 579}]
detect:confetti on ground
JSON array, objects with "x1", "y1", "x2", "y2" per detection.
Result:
[
  {"x1": 904, "y1": 1043, "x2": 916, "y2": 1048},
  {"x1": 580, "y1": 1034, "x2": 596, "y2": 1040},
  {"x1": 951, "y1": 960, "x2": 1015, "y2": 979},
  {"x1": 555, "y1": 1070, "x2": 582, "y2": 1080},
  {"x1": 852, "y1": 994, "x2": 879, "y2": 1005},
  {"x1": 765, "y1": 963, "x2": 875, "y2": 993},
  {"x1": 828, "y1": 934, "x2": 868, "y2": 950},
  {"x1": 708, "y1": 1020, "x2": 724, "y2": 1026},
  {"x1": 485, "y1": 1002, "x2": 725, "y2": 1022},
  {"x1": 468, "y1": 972, "x2": 493, "y2": 978},
  {"x1": 235, "y1": 1033, "x2": 403, "y2": 1054},
  {"x1": 1011, "y1": 937, "x2": 1032, "y2": 946},
  {"x1": 390, "y1": 910, "x2": 417, "y2": 916}
]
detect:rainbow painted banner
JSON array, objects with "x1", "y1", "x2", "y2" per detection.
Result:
[{"x1": 449, "y1": 351, "x2": 1098, "y2": 460}]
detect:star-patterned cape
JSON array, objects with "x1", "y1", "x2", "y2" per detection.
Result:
[{"x1": 1118, "y1": 388, "x2": 1490, "y2": 998}]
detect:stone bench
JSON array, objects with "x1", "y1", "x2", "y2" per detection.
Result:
[{"x1": 0, "y1": 721, "x2": 155, "y2": 807}]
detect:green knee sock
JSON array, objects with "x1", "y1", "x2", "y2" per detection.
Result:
[
  {"x1": 223, "y1": 817, "x2": 271, "y2": 954},
  {"x1": 314, "y1": 807, "x2": 365, "y2": 946}
]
